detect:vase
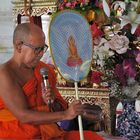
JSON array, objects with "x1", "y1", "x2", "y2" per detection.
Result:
[{"x1": 116, "y1": 99, "x2": 140, "y2": 140}]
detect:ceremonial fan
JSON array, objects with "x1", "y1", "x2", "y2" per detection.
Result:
[{"x1": 49, "y1": 10, "x2": 93, "y2": 140}]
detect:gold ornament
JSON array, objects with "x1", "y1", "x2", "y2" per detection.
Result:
[
  {"x1": 137, "y1": 0, "x2": 140, "y2": 14},
  {"x1": 85, "y1": 9, "x2": 95, "y2": 22}
]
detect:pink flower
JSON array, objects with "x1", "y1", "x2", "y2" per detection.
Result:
[
  {"x1": 108, "y1": 35, "x2": 129, "y2": 54},
  {"x1": 114, "y1": 64, "x2": 127, "y2": 86},
  {"x1": 136, "y1": 53, "x2": 140, "y2": 64},
  {"x1": 123, "y1": 59, "x2": 137, "y2": 78},
  {"x1": 80, "y1": 0, "x2": 86, "y2": 5},
  {"x1": 58, "y1": 6, "x2": 64, "y2": 11},
  {"x1": 58, "y1": 3, "x2": 65, "y2": 11},
  {"x1": 90, "y1": 23, "x2": 103, "y2": 38},
  {"x1": 71, "y1": 1, "x2": 77, "y2": 8},
  {"x1": 95, "y1": 0, "x2": 103, "y2": 8},
  {"x1": 65, "y1": 2, "x2": 72, "y2": 8}
]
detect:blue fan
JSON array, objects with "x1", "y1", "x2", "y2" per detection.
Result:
[{"x1": 49, "y1": 10, "x2": 93, "y2": 140}]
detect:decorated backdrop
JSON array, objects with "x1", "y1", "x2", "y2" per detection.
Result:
[{"x1": 55, "y1": 0, "x2": 140, "y2": 100}]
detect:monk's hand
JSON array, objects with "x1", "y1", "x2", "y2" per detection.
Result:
[
  {"x1": 41, "y1": 83, "x2": 55, "y2": 105},
  {"x1": 64, "y1": 100, "x2": 83, "y2": 120}
]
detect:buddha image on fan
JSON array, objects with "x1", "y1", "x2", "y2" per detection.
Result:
[
  {"x1": 67, "y1": 35, "x2": 83, "y2": 67},
  {"x1": 53, "y1": 35, "x2": 89, "y2": 81}
]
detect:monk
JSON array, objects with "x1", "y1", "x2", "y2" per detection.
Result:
[{"x1": 0, "y1": 23, "x2": 104, "y2": 140}]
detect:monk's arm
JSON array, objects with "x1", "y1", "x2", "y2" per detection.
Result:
[{"x1": 0, "y1": 70, "x2": 83, "y2": 125}]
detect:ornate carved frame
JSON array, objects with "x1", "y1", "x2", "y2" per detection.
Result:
[{"x1": 12, "y1": 0, "x2": 57, "y2": 16}]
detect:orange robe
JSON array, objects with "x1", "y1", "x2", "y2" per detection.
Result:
[{"x1": 0, "y1": 61, "x2": 104, "y2": 140}]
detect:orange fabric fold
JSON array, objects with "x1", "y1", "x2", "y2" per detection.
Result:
[
  {"x1": 0, "y1": 109, "x2": 16, "y2": 121},
  {"x1": 40, "y1": 124, "x2": 64, "y2": 140},
  {"x1": 37, "y1": 105, "x2": 65, "y2": 140}
]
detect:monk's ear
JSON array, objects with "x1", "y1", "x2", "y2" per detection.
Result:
[{"x1": 14, "y1": 40, "x2": 22, "y2": 53}]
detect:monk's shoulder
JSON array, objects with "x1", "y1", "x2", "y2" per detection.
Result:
[
  {"x1": 0, "y1": 63, "x2": 9, "y2": 76},
  {"x1": 0, "y1": 63, "x2": 15, "y2": 84}
]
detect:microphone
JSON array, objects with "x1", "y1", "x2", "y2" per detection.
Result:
[
  {"x1": 40, "y1": 67, "x2": 52, "y2": 109},
  {"x1": 40, "y1": 67, "x2": 49, "y2": 88}
]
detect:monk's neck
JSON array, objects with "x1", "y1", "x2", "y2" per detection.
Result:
[
  {"x1": 7, "y1": 58, "x2": 35, "y2": 86},
  {"x1": 10, "y1": 57, "x2": 33, "y2": 69},
  {"x1": 8, "y1": 58, "x2": 34, "y2": 74}
]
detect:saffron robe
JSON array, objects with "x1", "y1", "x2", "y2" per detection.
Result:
[{"x1": 0, "y1": 61, "x2": 103, "y2": 140}]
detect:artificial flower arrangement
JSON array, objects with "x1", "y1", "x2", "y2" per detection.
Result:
[
  {"x1": 55, "y1": 0, "x2": 140, "y2": 99},
  {"x1": 93, "y1": 0, "x2": 140, "y2": 99}
]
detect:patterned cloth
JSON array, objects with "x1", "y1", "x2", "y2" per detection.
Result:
[{"x1": 116, "y1": 100, "x2": 140, "y2": 140}]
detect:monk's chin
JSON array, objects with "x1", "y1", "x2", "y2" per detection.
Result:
[{"x1": 27, "y1": 60, "x2": 40, "y2": 69}]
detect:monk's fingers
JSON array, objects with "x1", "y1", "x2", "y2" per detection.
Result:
[
  {"x1": 71, "y1": 100, "x2": 81, "y2": 106},
  {"x1": 42, "y1": 88, "x2": 51, "y2": 97},
  {"x1": 42, "y1": 92, "x2": 55, "y2": 103},
  {"x1": 71, "y1": 105, "x2": 84, "y2": 115}
]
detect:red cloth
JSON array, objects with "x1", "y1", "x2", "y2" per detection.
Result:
[
  {"x1": 0, "y1": 61, "x2": 103, "y2": 140},
  {"x1": 134, "y1": 24, "x2": 140, "y2": 36},
  {"x1": 64, "y1": 131, "x2": 104, "y2": 140},
  {"x1": 90, "y1": 23, "x2": 103, "y2": 38}
]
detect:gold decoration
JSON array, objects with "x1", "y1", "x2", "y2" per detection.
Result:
[
  {"x1": 12, "y1": 0, "x2": 57, "y2": 16},
  {"x1": 80, "y1": 78, "x2": 88, "y2": 87},
  {"x1": 56, "y1": 72, "x2": 67, "y2": 86},
  {"x1": 24, "y1": 0, "x2": 32, "y2": 15},
  {"x1": 92, "y1": 83, "x2": 100, "y2": 88},
  {"x1": 85, "y1": 9, "x2": 95, "y2": 22},
  {"x1": 133, "y1": 40, "x2": 140, "y2": 49}
]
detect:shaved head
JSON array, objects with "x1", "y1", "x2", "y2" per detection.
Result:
[{"x1": 13, "y1": 23, "x2": 45, "y2": 45}]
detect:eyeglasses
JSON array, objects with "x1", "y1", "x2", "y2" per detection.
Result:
[{"x1": 22, "y1": 42, "x2": 48, "y2": 55}]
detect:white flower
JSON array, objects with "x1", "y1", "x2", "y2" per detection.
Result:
[
  {"x1": 102, "y1": 0, "x2": 110, "y2": 17},
  {"x1": 94, "y1": 38, "x2": 114, "y2": 67},
  {"x1": 107, "y1": 35, "x2": 129, "y2": 54},
  {"x1": 111, "y1": 1, "x2": 126, "y2": 11},
  {"x1": 122, "y1": 77, "x2": 140, "y2": 98},
  {"x1": 120, "y1": 11, "x2": 140, "y2": 34},
  {"x1": 127, "y1": 77, "x2": 136, "y2": 85}
]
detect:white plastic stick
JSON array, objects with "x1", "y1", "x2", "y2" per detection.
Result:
[{"x1": 74, "y1": 82, "x2": 84, "y2": 140}]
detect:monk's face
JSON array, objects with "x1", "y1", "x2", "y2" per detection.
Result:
[{"x1": 21, "y1": 28, "x2": 46, "y2": 68}]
